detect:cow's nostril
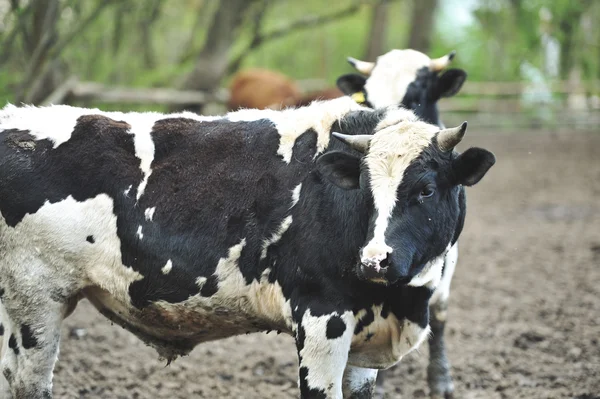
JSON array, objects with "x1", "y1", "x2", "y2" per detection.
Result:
[{"x1": 379, "y1": 254, "x2": 391, "y2": 269}]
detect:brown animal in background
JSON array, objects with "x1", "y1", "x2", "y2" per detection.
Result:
[
  {"x1": 228, "y1": 68, "x2": 343, "y2": 111},
  {"x1": 228, "y1": 69, "x2": 302, "y2": 110},
  {"x1": 295, "y1": 87, "x2": 344, "y2": 107}
]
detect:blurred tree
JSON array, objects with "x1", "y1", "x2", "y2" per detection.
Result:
[
  {"x1": 177, "y1": 0, "x2": 258, "y2": 110},
  {"x1": 364, "y1": 0, "x2": 389, "y2": 61},
  {"x1": 175, "y1": 0, "x2": 362, "y2": 112},
  {"x1": 1, "y1": 0, "x2": 117, "y2": 104},
  {"x1": 407, "y1": 0, "x2": 438, "y2": 53}
]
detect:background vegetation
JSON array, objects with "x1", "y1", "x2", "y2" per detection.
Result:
[{"x1": 0, "y1": 0, "x2": 598, "y2": 120}]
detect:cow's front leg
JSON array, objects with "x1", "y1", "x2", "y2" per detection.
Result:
[
  {"x1": 342, "y1": 366, "x2": 378, "y2": 398},
  {"x1": 295, "y1": 308, "x2": 355, "y2": 399},
  {"x1": 427, "y1": 243, "x2": 458, "y2": 399}
]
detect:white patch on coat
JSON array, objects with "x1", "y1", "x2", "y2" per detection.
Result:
[
  {"x1": 0, "y1": 104, "x2": 85, "y2": 148},
  {"x1": 349, "y1": 305, "x2": 431, "y2": 369},
  {"x1": 260, "y1": 216, "x2": 293, "y2": 260},
  {"x1": 0, "y1": 104, "x2": 222, "y2": 202},
  {"x1": 136, "y1": 225, "x2": 143, "y2": 240},
  {"x1": 298, "y1": 310, "x2": 355, "y2": 398},
  {"x1": 365, "y1": 49, "x2": 432, "y2": 109},
  {"x1": 0, "y1": 103, "x2": 222, "y2": 148},
  {"x1": 161, "y1": 260, "x2": 173, "y2": 275},
  {"x1": 429, "y1": 242, "x2": 458, "y2": 322},
  {"x1": 124, "y1": 185, "x2": 132, "y2": 197},
  {"x1": 408, "y1": 244, "x2": 451, "y2": 289},
  {"x1": 361, "y1": 120, "x2": 438, "y2": 263},
  {"x1": 227, "y1": 97, "x2": 363, "y2": 163},
  {"x1": 144, "y1": 207, "x2": 156, "y2": 221},
  {"x1": 83, "y1": 239, "x2": 294, "y2": 349},
  {"x1": 0, "y1": 194, "x2": 143, "y2": 308},
  {"x1": 290, "y1": 184, "x2": 302, "y2": 208},
  {"x1": 342, "y1": 366, "x2": 378, "y2": 398}
]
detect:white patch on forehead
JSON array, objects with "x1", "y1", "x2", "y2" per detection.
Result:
[
  {"x1": 161, "y1": 259, "x2": 173, "y2": 275},
  {"x1": 408, "y1": 244, "x2": 451, "y2": 289},
  {"x1": 375, "y1": 107, "x2": 419, "y2": 132},
  {"x1": 227, "y1": 97, "x2": 363, "y2": 163},
  {"x1": 362, "y1": 120, "x2": 438, "y2": 260},
  {"x1": 144, "y1": 207, "x2": 156, "y2": 221},
  {"x1": 136, "y1": 225, "x2": 144, "y2": 240},
  {"x1": 260, "y1": 215, "x2": 293, "y2": 260},
  {"x1": 290, "y1": 184, "x2": 302, "y2": 208},
  {"x1": 365, "y1": 49, "x2": 432, "y2": 109}
]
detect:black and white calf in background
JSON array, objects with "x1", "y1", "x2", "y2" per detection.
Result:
[
  {"x1": 337, "y1": 48, "x2": 466, "y2": 128},
  {"x1": 0, "y1": 98, "x2": 495, "y2": 398},
  {"x1": 338, "y1": 49, "x2": 469, "y2": 398}
]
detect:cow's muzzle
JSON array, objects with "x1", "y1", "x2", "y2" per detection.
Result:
[{"x1": 359, "y1": 244, "x2": 392, "y2": 284}]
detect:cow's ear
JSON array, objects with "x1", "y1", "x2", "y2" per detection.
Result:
[
  {"x1": 317, "y1": 151, "x2": 362, "y2": 190},
  {"x1": 336, "y1": 74, "x2": 367, "y2": 96},
  {"x1": 432, "y1": 69, "x2": 467, "y2": 99},
  {"x1": 452, "y1": 147, "x2": 495, "y2": 186}
]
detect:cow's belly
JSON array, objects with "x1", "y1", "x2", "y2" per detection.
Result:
[
  {"x1": 83, "y1": 279, "x2": 294, "y2": 360},
  {"x1": 348, "y1": 307, "x2": 430, "y2": 369}
]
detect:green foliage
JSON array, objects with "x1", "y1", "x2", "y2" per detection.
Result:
[{"x1": 0, "y1": 0, "x2": 597, "y2": 110}]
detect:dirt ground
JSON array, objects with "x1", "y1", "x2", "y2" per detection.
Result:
[{"x1": 50, "y1": 130, "x2": 600, "y2": 399}]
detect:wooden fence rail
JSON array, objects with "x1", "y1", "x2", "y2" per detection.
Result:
[{"x1": 41, "y1": 77, "x2": 600, "y2": 120}]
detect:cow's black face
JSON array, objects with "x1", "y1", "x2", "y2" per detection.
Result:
[
  {"x1": 402, "y1": 67, "x2": 467, "y2": 127},
  {"x1": 337, "y1": 49, "x2": 466, "y2": 127},
  {"x1": 363, "y1": 147, "x2": 461, "y2": 285},
  {"x1": 318, "y1": 121, "x2": 495, "y2": 286}
]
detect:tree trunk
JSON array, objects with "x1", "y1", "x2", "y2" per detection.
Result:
[
  {"x1": 407, "y1": 0, "x2": 439, "y2": 53},
  {"x1": 175, "y1": 0, "x2": 257, "y2": 113},
  {"x1": 364, "y1": 2, "x2": 389, "y2": 61}
]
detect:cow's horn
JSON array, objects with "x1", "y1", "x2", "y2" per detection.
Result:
[
  {"x1": 430, "y1": 50, "x2": 456, "y2": 72},
  {"x1": 332, "y1": 132, "x2": 372, "y2": 153},
  {"x1": 347, "y1": 57, "x2": 375, "y2": 75},
  {"x1": 437, "y1": 121, "x2": 467, "y2": 152}
]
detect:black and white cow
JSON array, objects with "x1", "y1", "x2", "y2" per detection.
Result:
[
  {"x1": 338, "y1": 49, "x2": 469, "y2": 398},
  {"x1": 337, "y1": 48, "x2": 466, "y2": 128},
  {"x1": 0, "y1": 98, "x2": 495, "y2": 399}
]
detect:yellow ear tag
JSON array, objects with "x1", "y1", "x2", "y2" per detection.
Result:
[{"x1": 351, "y1": 92, "x2": 366, "y2": 104}]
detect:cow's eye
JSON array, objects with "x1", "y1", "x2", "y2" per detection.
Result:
[{"x1": 419, "y1": 187, "x2": 435, "y2": 198}]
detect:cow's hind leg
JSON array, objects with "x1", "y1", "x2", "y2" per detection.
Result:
[
  {"x1": 342, "y1": 366, "x2": 378, "y2": 398},
  {"x1": 427, "y1": 243, "x2": 458, "y2": 399},
  {"x1": 0, "y1": 271, "x2": 72, "y2": 399},
  {"x1": 0, "y1": 301, "x2": 11, "y2": 399}
]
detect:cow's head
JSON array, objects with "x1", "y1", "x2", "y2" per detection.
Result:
[
  {"x1": 336, "y1": 49, "x2": 467, "y2": 127},
  {"x1": 316, "y1": 119, "x2": 494, "y2": 286}
]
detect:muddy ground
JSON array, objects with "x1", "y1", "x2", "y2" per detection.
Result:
[{"x1": 51, "y1": 131, "x2": 600, "y2": 399}]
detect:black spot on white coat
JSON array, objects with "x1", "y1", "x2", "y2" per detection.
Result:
[
  {"x1": 8, "y1": 334, "x2": 19, "y2": 355},
  {"x1": 326, "y1": 315, "x2": 347, "y2": 339},
  {"x1": 20, "y1": 324, "x2": 39, "y2": 349}
]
